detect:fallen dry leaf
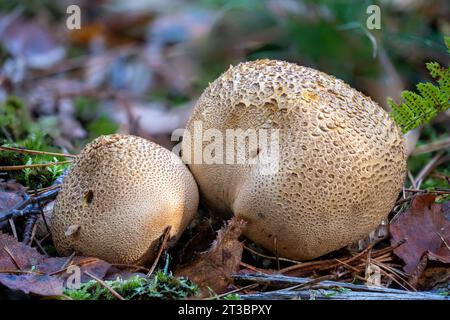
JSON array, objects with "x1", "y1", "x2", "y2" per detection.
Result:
[
  {"x1": 0, "y1": 180, "x2": 27, "y2": 211},
  {"x1": 0, "y1": 232, "x2": 44, "y2": 270},
  {"x1": 175, "y1": 218, "x2": 246, "y2": 297},
  {"x1": 390, "y1": 195, "x2": 450, "y2": 277},
  {"x1": 0, "y1": 232, "x2": 113, "y2": 296},
  {"x1": 37, "y1": 256, "x2": 112, "y2": 284},
  {"x1": 0, "y1": 274, "x2": 64, "y2": 296}
]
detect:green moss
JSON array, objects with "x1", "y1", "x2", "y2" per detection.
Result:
[
  {"x1": 0, "y1": 96, "x2": 70, "y2": 189},
  {"x1": 64, "y1": 272, "x2": 199, "y2": 300},
  {"x1": 0, "y1": 132, "x2": 70, "y2": 190}
]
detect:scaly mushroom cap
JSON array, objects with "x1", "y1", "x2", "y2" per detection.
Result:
[
  {"x1": 182, "y1": 59, "x2": 406, "y2": 260},
  {"x1": 52, "y1": 134, "x2": 199, "y2": 264}
]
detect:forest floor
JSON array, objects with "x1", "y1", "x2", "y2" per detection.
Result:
[{"x1": 0, "y1": 1, "x2": 449, "y2": 300}]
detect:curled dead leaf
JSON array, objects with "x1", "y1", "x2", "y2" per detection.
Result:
[{"x1": 175, "y1": 218, "x2": 246, "y2": 297}]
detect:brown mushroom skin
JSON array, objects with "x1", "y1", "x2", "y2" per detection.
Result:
[
  {"x1": 51, "y1": 134, "x2": 199, "y2": 264},
  {"x1": 183, "y1": 60, "x2": 406, "y2": 261}
]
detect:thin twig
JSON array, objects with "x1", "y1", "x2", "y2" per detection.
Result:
[
  {"x1": 49, "y1": 251, "x2": 76, "y2": 276},
  {"x1": 0, "y1": 160, "x2": 72, "y2": 170},
  {"x1": 28, "y1": 221, "x2": 38, "y2": 246},
  {"x1": 3, "y1": 246, "x2": 23, "y2": 271},
  {"x1": 371, "y1": 260, "x2": 414, "y2": 292},
  {"x1": 334, "y1": 258, "x2": 360, "y2": 273},
  {"x1": 404, "y1": 188, "x2": 450, "y2": 194},
  {"x1": 279, "y1": 260, "x2": 331, "y2": 275},
  {"x1": 37, "y1": 233, "x2": 50, "y2": 244},
  {"x1": 279, "y1": 239, "x2": 387, "y2": 276},
  {"x1": 206, "y1": 283, "x2": 259, "y2": 300},
  {"x1": 372, "y1": 259, "x2": 409, "y2": 279},
  {"x1": 279, "y1": 275, "x2": 336, "y2": 292},
  {"x1": 394, "y1": 187, "x2": 450, "y2": 210},
  {"x1": 0, "y1": 269, "x2": 44, "y2": 275},
  {"x1": 412, "y1": 137, "x2": 450, "y2": 155},
  {"x1": 436, "y1": 232, "x2": 450, "y2": 253},
  {"x1": 243, "y1": 245, "x2": 302, "y2": 264},
  {"x1": 147, "y1": 226, "x2": 172, "y2": 277},
  {"x1": 407, "y1": 171, "x2": 417, "y2": 189},
  {"x1": 430, "y1": 172, "x2": 450, "y2": 183},
  {"x1": 395, "y1": 196, "x2": 414, "y2": 206},
  {"x1": 61, "y1": 251, "x2": 76, "y2": 270},
  {"x1": 415, "y1": 151, "x2": 448, "y2": 188},
  {"x1": 33, "y1": 237, "x2": 49, "y2": 257},
  {"x1": 0, "y1": 145, "x2": 76, "y2": 158},
  {"x1": 112, "y1": 264, "x2": 150, "y2": 273},
  {"x1": 8, "y1": 219, "x2": 18, "y2": 240},
  {"x1": 84, "y1": 271, "x2": 125, "y2": 300},
  {"x1": 274, "y1": 236, "x2": 280, "y2": 271},
  {"x1": 240, "y1": 261, "x2": 271, "y2": 274},
  {"x1": 371, "y1": 240, "x2": 406, "y2": 258},
  {"x1": 34, "y1": 184, "x2": 61, "y2": 194}
]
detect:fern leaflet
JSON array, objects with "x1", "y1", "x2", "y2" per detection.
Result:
[{"x1": 389, "y1": 37, "x2": 450, "y2": 133}]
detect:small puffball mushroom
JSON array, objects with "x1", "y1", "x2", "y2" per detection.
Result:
[
  {"x1": 51, "y1": 134, "x2": 199, "y2": 264},
  {"x1": 182, "y1": 59, "x2": 406, "y2": 261}
]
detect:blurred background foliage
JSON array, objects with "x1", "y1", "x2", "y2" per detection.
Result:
[{"x1": 0, "y1": 0, "x2": 449, "y2": 189}]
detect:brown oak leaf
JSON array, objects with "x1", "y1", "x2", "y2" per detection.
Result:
[{"x1": 390, "y1": 195, "x2": 450, "y2": 277}]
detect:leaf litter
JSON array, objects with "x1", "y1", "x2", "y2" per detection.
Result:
[{"x1": 390, "y1": 195, "x2": 450, "y2": 287}]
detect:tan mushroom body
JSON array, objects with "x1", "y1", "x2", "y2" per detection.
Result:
[
  {"x1": 183, "y1": 60, "x2": 406, "y2": 260},
  {"x1": 51, "y1": 134, "x2": 198, "y2": 264}
]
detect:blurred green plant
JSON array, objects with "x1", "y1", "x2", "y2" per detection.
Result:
[
  {"x1": 195, "y1": 0, "x2": 384, "y2": 88},
  {"x1": 0, "y1": 96, "x2": 31, "y2": 141},
  {"x1": 74, "y1": 96, "x2": 119, "y2": 142},
  {"x1": 86, "y1": 115, "x2": 119, "y2": 141},
  {"x1": 0, "y1": 0, "x2": 64, "y2": 20},
  {"x1": 196, "y1": 0, "x2": 448, "y2": 101},
  {"x1": 406, "y1": 124, "x2": 449, "y2": 201}
]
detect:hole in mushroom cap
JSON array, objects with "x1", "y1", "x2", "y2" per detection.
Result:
[
  {"x1": 83, "y1": 190, "x2": 94, "y2": 207},
  {"x1": 250, "y1": 147, "x2": 261, "y2": 158}
]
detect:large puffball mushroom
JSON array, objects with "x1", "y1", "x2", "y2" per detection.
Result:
[
  {"x1": 182, "y1": 59, "x2": 406, "y2": 261},
  {"x1": 51, "y1": 134, "x2": 199, "y2": 264}
]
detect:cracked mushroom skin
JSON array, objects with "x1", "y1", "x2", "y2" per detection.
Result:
[
  {"x1": 51, "y1": 134, "x2": 199, "y2": 264},
  {"x1": 182, "y1": 59, "x2": 406, "y2": 261}
]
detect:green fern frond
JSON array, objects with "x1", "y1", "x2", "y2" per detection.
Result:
[{"x1": 389, "y1": 37, "x2": 450, "y2": 133}]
